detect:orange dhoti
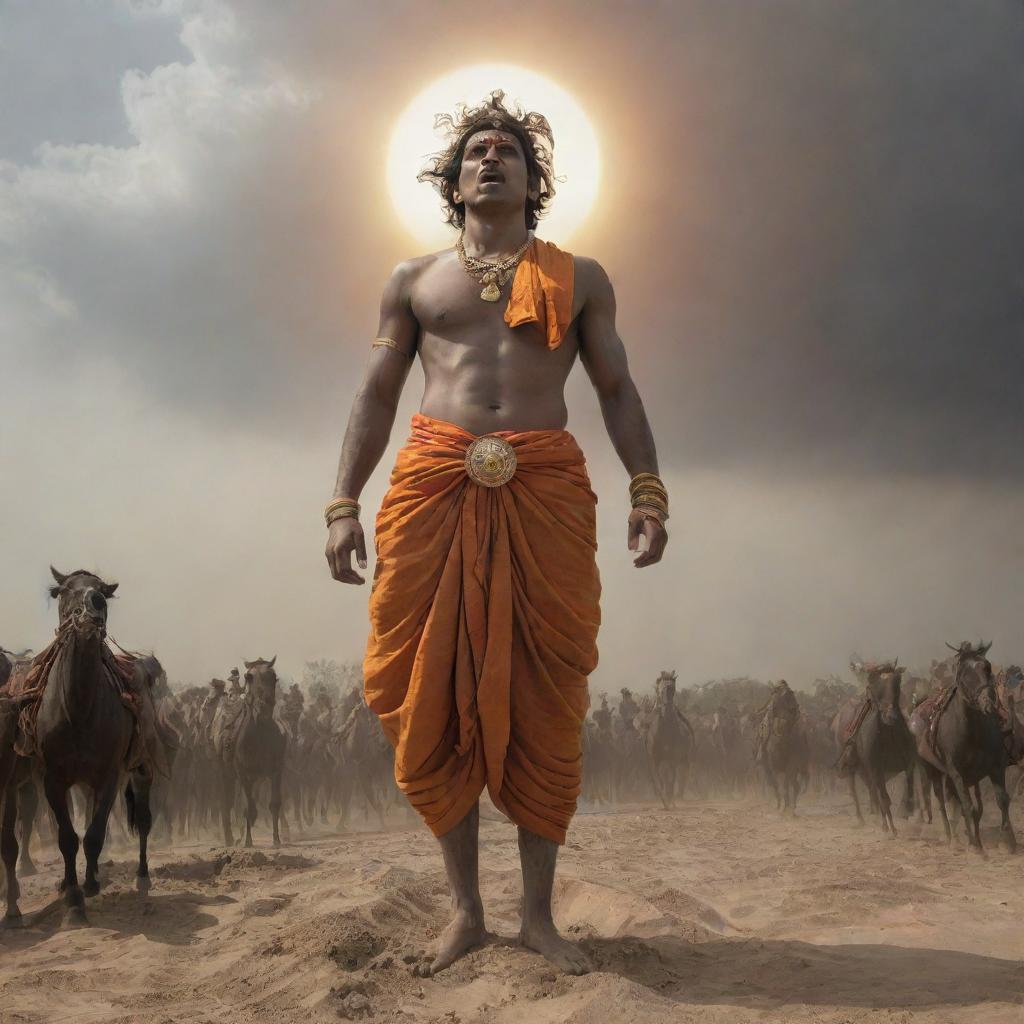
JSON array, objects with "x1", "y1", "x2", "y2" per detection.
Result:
[{"x1": 363, "y1": 412, "x2": 602, "y2": 844}]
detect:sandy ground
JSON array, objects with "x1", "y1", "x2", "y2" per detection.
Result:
[{"x1": 2, "y1": 794, "x2": 1023, "y2": 1024}]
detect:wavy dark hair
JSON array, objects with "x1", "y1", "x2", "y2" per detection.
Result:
[{"x1": 416, "y1": 89, "x2": 558, "y2": 231}]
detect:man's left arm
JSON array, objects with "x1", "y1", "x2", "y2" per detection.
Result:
[{"x1": 576, "y1": 257, "x2": 669, "y2": 568}]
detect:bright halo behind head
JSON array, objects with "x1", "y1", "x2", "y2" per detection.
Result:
[{"x1": 386, "y1": 65, "x2": 600, "y2": 251}]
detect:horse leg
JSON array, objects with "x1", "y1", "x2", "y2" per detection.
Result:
[
  {"x1": 358, "y1": 769, "x2": 385, "y2": 829},
  {"x1": 916, "y1": 763, "x2": 932, "y2": 824},
  {"x1": 763, "y1": 763, "x2": 781, "y2": 810},
  {"x1": 664, "y1": 761, "x2": 676, "y2": 809},
  {"x1": 848, "y1": 772, "x2": 865, "y2": 825},
  {"x1": 882, "y1": 776, "x2": 897, "y2": 836},
  {"x1": 336, "y1": 773, "x2": 351, "y2": 830},
  {"x1": 991, "y1": 769, "x2": 1017, "y2": 853},
  {"x1": 82, "y1": 775, "x2": 120, "y2": 897},
  {"x1": 270, "y1": 771, "x2": 283, "y2": 848},
  {"x1": 242, "y1": 776, "x2": 256, "y2": 848},
  {"x1": 947, "y1": 769, "x2": 980, "y2": 852},
  {"x1": 220, "y1": 768, "x2": 235, "y2": 847},
  {"x1": 970, "y1": 783, "x2": 984, "y2": 849},
  {"x1": 127, "y1": 770, "x2": 154, "y2": 893},
  {"x1": 43, "y1": 777, "x2": 86, "y2": 925},
  {"x1": 932, "y1": 775, "x2": 953, "y2": 843},
  {"x1": 900, "y1": 759, "x2": 915, "y2": 820},
  {"x1": 17, "y1": 778, "x2": 39, "y2": 876},
  {"x1": 2, "y1": 772, "x2": 22, "y2": 926}
]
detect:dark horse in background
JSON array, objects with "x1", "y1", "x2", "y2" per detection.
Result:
[
  {"x1": 833, "y1": 659, "x2": 916, "y2": 835},
  {"x1": 910, "y1": 641, "x2": 1017, "y2": 855},
  {"x1": 2, "y1": 568, "x2": 162, "y2": 927},
  {"x1": 214, "y1": 657, "x2": 286, "y2": 847},
  {"x1": 638, "y1": 670, "x2": 694, "y2": 809},
  {"x1": 756, "y1": 680, "x2": 808, "y2": 815}
]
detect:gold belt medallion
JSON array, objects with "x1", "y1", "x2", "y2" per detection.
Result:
[{"x1": 464, "y1": 436, "x2": 517, "y2": 487}]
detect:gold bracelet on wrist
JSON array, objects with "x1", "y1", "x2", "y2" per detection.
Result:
[
  {"x1": 633, "y1": 504, "x2": 668, "y2": 525},
  {"x1": 326, "y1": 507, "x2": 360, "y2": 527},
  {"x1": 325, "y1": 496, "x2": 360, "y2": 525}
]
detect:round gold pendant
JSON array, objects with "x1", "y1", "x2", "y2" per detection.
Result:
[{"x1": 464, "y1": 436, "x2": 517, "y2": 487}]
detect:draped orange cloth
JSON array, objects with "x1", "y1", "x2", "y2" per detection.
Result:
[
  {"x1": 504, "y1": 237, "x2": 575, "y2": 350},
  {"x1": 363, "y1": 413, "x2": 601, "y2": 844}
]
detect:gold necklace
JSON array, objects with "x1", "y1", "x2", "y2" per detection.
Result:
[{"x1": 456, "y1": 231, "x2": 532, "y2": 302}]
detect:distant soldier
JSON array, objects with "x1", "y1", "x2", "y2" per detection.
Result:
[
  {"x1": 593, "y1": 693, "x2": 612, "y2": 734},
  {"x1": 200, "y1": 678, "x2": 227, "y2": 734},
  {"x1": 618, "y1": 687, "x2": 639, "y2": 732},
  {"x1": 753, "y1": 679, "x2": 797, "y2": 763},
  {"x1": 283, "y1": 682, "x2": 304, "y2": 718},
  {"x1": 227, "y1": 667, "x2": 243, "y2": 699}
]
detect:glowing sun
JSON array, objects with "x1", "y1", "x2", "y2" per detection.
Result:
[{"x1": 386, "y1": 65, "x2": 601, "y2": 251}]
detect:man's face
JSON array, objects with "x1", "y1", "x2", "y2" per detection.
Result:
[{"x1": 457, "y1": 128, "x2": 537, "y2": 217}]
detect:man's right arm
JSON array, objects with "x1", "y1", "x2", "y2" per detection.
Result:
[{"x1": 325, "y1": 261, "x2": 419, "y2": 585}]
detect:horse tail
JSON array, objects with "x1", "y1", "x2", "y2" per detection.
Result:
[{"x1": 125, "y1": 780, "x2": 139, "y2": 836}]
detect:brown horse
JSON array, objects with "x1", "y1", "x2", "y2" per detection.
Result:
[
  {"x1": 833, "y1": 660, "x2": 916, "y2": 834},
  {"x1": 214, "y1": 657, "x2": 286, "y2": 847},
  {"x1": 757, "y1": 680, "x2": 808, "y2": 814},
  {"x1": 910, "y1": 641, "x2": 1017, "y2": 854},
  {"x1": 638, "y1": 671, "x2": 694, "y2": 809},
  {"x1": 2, "y1": 568, "x2": 158, "y2": 927}
]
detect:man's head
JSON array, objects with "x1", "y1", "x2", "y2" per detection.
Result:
[{"x1": 417, "y1": 89, "x2": 557, "y2": 231}]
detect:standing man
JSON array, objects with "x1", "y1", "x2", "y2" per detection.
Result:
[{"x1": 325, "y1": 91, "x2": 670, "y2": 976}]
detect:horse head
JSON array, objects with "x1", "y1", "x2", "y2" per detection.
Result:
[
  {"x1": 655, "y1": 670, "x2": 677, "y2": 709},
  {"x1": 864, "y1": 659, "x2": 905, "y2": 725},
  {"x1": 946, "y1": 640, "x2": 995, "y2": 714},
  {"x1": 49, "y1": 566, "x2": 118, "y2": 641},
  {"x1": 244, "y1": 656, "x2": 278, "y2": 719}
]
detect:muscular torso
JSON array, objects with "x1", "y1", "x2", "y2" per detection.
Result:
[{"x1": 408, "y1": 248, "x2": 589, "y2": 435}]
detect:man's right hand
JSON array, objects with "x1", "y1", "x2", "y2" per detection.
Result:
[{"x1": 326, "y1": 517, "x2": 368, "y2": 584}]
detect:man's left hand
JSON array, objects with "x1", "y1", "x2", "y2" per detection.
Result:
[{"x1": 627, "y1": 508, "x2": 668, "y2": 567}]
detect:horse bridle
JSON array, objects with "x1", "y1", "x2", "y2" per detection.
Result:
[{"x1": 950, "y1": 652, "x2": 995, "y2": 712}]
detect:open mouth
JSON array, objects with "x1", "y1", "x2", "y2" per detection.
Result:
[{"x1": 479, "y1": 174, "x2": 504, "y2": 184}]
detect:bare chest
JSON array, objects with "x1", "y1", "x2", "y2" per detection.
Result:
[{"x1": 411, "y1": 259, "x2": 520, "y2": 337}]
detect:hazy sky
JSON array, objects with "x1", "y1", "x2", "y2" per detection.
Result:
[{"x1": 3, "y1": 0, "x2": 1022, "y2": 692}]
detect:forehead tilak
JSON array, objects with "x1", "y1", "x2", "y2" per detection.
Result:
[{"x1": 465, "y1": 130, "x2": 519, "y2": 150}]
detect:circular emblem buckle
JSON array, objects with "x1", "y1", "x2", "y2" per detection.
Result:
[{"x1": 464, "y1": 435, "x2": 517, "y2": 487}]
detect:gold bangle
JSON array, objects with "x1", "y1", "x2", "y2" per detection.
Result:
[
  {"x1": 630, "y1": 487, "x2": 668, "y2": 502},
  {"x1": 633, "y1": 505, "x2": 668, "y2": 525},
  {"x1": 629, "y1": 472, "x2": 664, "y2": 488},
  {"x1": 326, "y1": 507, "x2": 360, "y2": 527},
  {"x1": 632, "y1": 496, "x2": 668, "y2": 510},
  {"x1": 372, "y1": 337, "x2": 413, "y2": 358},
  {"x1": 325, "y1": 497, "x2": 360, "y2": 523}
]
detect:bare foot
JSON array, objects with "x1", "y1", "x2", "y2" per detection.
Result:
[
  {"x1": 520, "y1": 920, "x2": 592, "y2": 975},
  {"x1": 414, "y1": 910, "x2": 486, "y2": 977}
]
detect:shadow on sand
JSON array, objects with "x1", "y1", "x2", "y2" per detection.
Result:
[
  {"x1": 0, "y1": 889, "x2": 232, "y2": 949},
  {"x1": 583, "y1": 934, "x2": 1024, "y2": 1009}
]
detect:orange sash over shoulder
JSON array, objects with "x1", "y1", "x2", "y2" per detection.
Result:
[
  {"x1": 363, "y1": 413, "x2": 601, "y2": 844},
  {"x1": 504, "y1": 237, "x2": 574, "y2": 350}
]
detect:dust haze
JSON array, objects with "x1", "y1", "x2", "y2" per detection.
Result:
[{"x1": 3, "y1": 0, "x2": 1022, "y2": 688}]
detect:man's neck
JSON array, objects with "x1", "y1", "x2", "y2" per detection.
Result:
[{"x1": 461, "y1": 212, "x2": 531, "y2": 260}]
